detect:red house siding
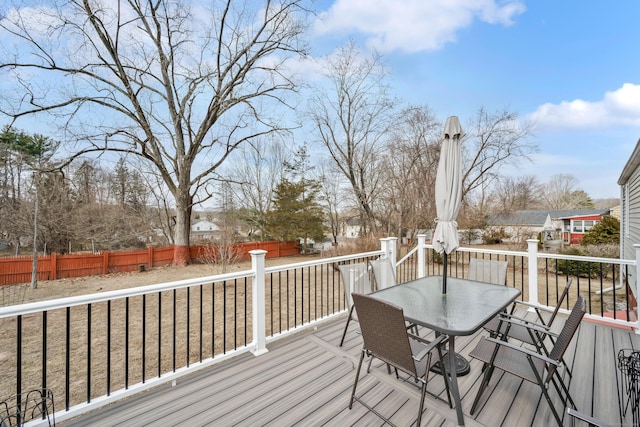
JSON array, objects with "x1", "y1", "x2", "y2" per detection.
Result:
[{"x1": 561, "y1": 214, "x2": 605, "y2": 245}]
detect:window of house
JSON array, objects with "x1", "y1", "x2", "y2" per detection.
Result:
[{"x1": 571, "y1": 219, "x2": 599, "y2": 234}]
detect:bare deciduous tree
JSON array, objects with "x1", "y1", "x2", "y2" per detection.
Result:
[
  {"x1": 308, "y1": 41, "x2": 396, "y2": 236},
  {"x1": 491, "y1": 175, "x2": 542, "y2": 213},
  {"x1": 227, "y1": 138, "x2": 287, "y2": 240},
  {"x1": 317, "y1": 160, "x2": 344, "y2": 245},
  {"x1": 0, "y1": 0, "x2": 310, "y2": 264},
  {"x1": 379, "y1": 105, "x2": 441, "y2": 240},
  {"x1": 460, "y1": 107, "x2": 537, "y2": 226},
  {"x1": 542, "y1": 173, "x2": 594, "y2": 209}
]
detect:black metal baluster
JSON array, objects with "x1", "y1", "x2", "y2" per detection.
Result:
[
  {"x1": 65, "y1": 307, "x2": 70, "y2": 410},
  {"x1": 233, "y1": 279, "x2": 237, "y2": 350},
  {"x1": 142, "y1": 294, "x2": 146, "y2": 383},
  {"x1": 223, "y1": 281, "x2": 227, "y2": 354},
  {"x1": 107, "y1": 300, "x2": 111, "y2": 395},
  {"x1": 42, "y1": 311, "x2": 48, "y2": 391},
  {"x1": 199, "y1": 285, "x2": 203, "y2": 363},
  {"x1": 86, "y1": 305, "x2": 90, "y2": 402},
  {"x1": 125, "y1": 297, "x2": 130, "y2": 388},
  {"x1": 211, "y1": 283, "x2": 215, "y2": 357},
  {"x1": 158, "y1": 292, "x2": 162, "y2": 378},
  {"x1": 186, "y1": 287, "x2": 190, "y2": 367},
  {"x1": 172, "y1": 289, "x2": 176, "y2": 372},
  {"x1": 16, "y1": 314, "x2": 22, "y2": 398}
]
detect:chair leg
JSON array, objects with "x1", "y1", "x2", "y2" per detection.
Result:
[
  {"x1": 527, "y1": 356, "x2": 565, "y2": 426},
  {"x1": 417, "y1": 379, "x2": 427, "y2": 427},
  {"x1": 471, "y1": 364, "x2": 494, "y2": 415},
  {"x1": 349, "y1": 350, "x2": 366, "y2": 409},
  {"x1": 540, "y1": 382, "x2": 564, "y2": 426},
  {"x1": 436, "y1": 344, "x2": 452, "y2": 408},
  {"x1": 339, "y1": 306, "x2": 355, "y2": 347}
]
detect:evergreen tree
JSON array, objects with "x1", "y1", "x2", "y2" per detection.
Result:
[
  {"x1": 265, "y1": 144, "x2": 325, "y2": 251},
  {"x1": 581, "y1": 216, "x2": 620, "y2": 245},
  {"x1": 266, "y1": 179, "x2": 325, "y2": 251}
]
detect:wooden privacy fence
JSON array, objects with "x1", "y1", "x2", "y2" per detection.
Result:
[{"x1": 0, "y1": 241, "x2": 299, "y2": 286}]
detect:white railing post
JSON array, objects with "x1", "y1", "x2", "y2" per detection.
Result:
[
  {"x1": 384, "y1": 237, "x2": 398, "y2": 265},
  {"x1": 417, "y1": 234, "x2": 426, "y2": 278},
  {"x1": 634, "y1": 244, "x2": 640, "y2": 334},
  {"x1": 527, "y1": 239, "x2": 539, "y2": 308},
  {"x1": 250, "y1": 249, "x2": 269, "y2": 355}
]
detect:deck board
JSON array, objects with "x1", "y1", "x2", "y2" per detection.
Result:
[{"x1": 60, "y1": 307, "x2": 640, "y2": 427}]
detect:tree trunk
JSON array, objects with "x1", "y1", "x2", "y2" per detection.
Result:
[
  {"x1": 173, "y1": 191, "x2": 192, "y2": 266},
  {"x1": 31, "y1": 177, "x2": 39, "y2": 289}
]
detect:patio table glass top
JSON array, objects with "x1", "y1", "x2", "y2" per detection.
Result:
[{"x1": 372, "y1": 275, "x2": 521, "y2": 336}]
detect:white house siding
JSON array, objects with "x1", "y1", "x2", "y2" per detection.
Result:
[{"x1": 618, "y1": 139, "x2": 640, "y2": 290}]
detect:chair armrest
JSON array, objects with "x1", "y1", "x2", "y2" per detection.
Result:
[
  {"x1": 411, "y1": 334, "x2": 448, "y2": 362},
  {"x1": 499, "y1": 312, "x2": 551, "y2": 330},
  {"x1": 512, "y1": 300, "x2": 542, "y2": 309},
  {"x1": 484, "y1": 337, "x2": 561, "y2": 367},
  {"x1": 498, "y1": 317, "x2": 558, "y2": 338},
  {"x1": 566, "y1": 408, "x2": 611, "y2": 427}
]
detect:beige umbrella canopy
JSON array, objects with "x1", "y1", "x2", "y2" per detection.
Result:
[{"x1": 432, "y1": 116, "x2": 465, "y2": 293}]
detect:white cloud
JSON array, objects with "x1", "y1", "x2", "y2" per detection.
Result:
[
  {"x1": 1, "y1": 6, "x2": 62, "y2": 36},
  {"x1": 528, "y1": 83, "x2": 640, "y2": 130},
  {"x1": 314, "y1": 0, "x2": 525, "y2": 53}
]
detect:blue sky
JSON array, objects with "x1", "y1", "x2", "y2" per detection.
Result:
[
  {"x1": 2, "y1": 0, "x2": 639, "y2": 200},
  {"x1": 309, "y1": 0, "x2": 640, "y2": 199}
]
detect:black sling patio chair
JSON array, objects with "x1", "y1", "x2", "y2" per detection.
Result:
[
  {"x1": 369, "y1": 258, "x2": 397, "y2": 290},
  {"x1": 483, "y1": 278, "x2": 574, "y2": 377},
  {"x1": 469, "y1": 295, "x2": 586, "y2": 426},
  {"x1": 369, "y1": 258, "x2": 419, "y2": 335},
  {"x1": 467, "y1": 258, "x2": 508, "y2": 285},
  {"x1": 349, "y1": 292, "x2": 451, "y2": 427},
  {"x1": 338, "y1": 263, "x2": 373, "y2": 347}
]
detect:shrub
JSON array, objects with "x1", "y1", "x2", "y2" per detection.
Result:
[
  {"x1": 581, "y1": 216, "x2": 620, "y2": 245},
  {"x1": 199, "y1": 243, "x2": 243, "y2": 273},
  {"x1": 482, "y1": 227, "x2": 508, "y2": 244},
  {"x1": 554, "y1": 245, "x2": 618, "y2": 279}
]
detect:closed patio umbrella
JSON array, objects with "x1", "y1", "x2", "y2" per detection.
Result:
[{"x1": 433, "y1": 116, "x2": 464, "y2": 294}]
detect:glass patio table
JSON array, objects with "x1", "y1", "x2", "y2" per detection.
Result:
[{"x1": 372, "y1": 275, "x2": 521, "y2": 426}]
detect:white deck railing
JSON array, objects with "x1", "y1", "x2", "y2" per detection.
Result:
[{"x1": 0, "y1": 238, "x2": 637, "y2": 425}]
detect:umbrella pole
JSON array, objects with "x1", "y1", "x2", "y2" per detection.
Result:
[{"x1": 443, "y1": 252, "x2": 448, "y2": 293}]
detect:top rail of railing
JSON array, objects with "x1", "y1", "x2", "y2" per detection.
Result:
[
  {"x1": 264, "y1": 250, "x2": 383, "y2": 274},
  {"x1": 0, "y1": 269, "x2": 256, "y2": 319},
  {"x1": 0, "y1": 251, "x2": 384, "y2": 320}
]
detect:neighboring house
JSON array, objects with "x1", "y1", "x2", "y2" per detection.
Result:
[
  {"x1": 341, "y1": 217, "x2": 362, "y2": 238},
  {"x1": 191, "y1": 219, "x2": 219, "y2": 240},
  {"x1": 610, "y1": 204, "x2": 621, "y2": 220},
  {"x1": 487, "y1": 209, "x2": 611, "y2": 244},
  {"x1": 555, "y1": 212, "x2": 610, "y2": 245}
]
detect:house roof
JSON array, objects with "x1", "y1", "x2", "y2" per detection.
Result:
[
  {"x1": 487, "y1": 209, "x2": 610, "y2": 227},
  {"x1": 618, "y1": 138, "x2": 640, "y2": 185}
]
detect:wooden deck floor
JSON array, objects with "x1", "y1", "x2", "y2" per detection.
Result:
[{"x1": 60, "y1": 307, "x2": 640, "y2": 427}]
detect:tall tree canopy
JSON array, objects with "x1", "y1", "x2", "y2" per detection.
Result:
[
  {"x1": 0, "y1": 0, "x2": 310, "y2": 264},
  {"x1": 308, "y1": 41, "x2": 395, "y2": 236}
]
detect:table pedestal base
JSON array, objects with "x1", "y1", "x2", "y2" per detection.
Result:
[{"x1": 431, "y1": 351, "x2": 470, "y2": 377}]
